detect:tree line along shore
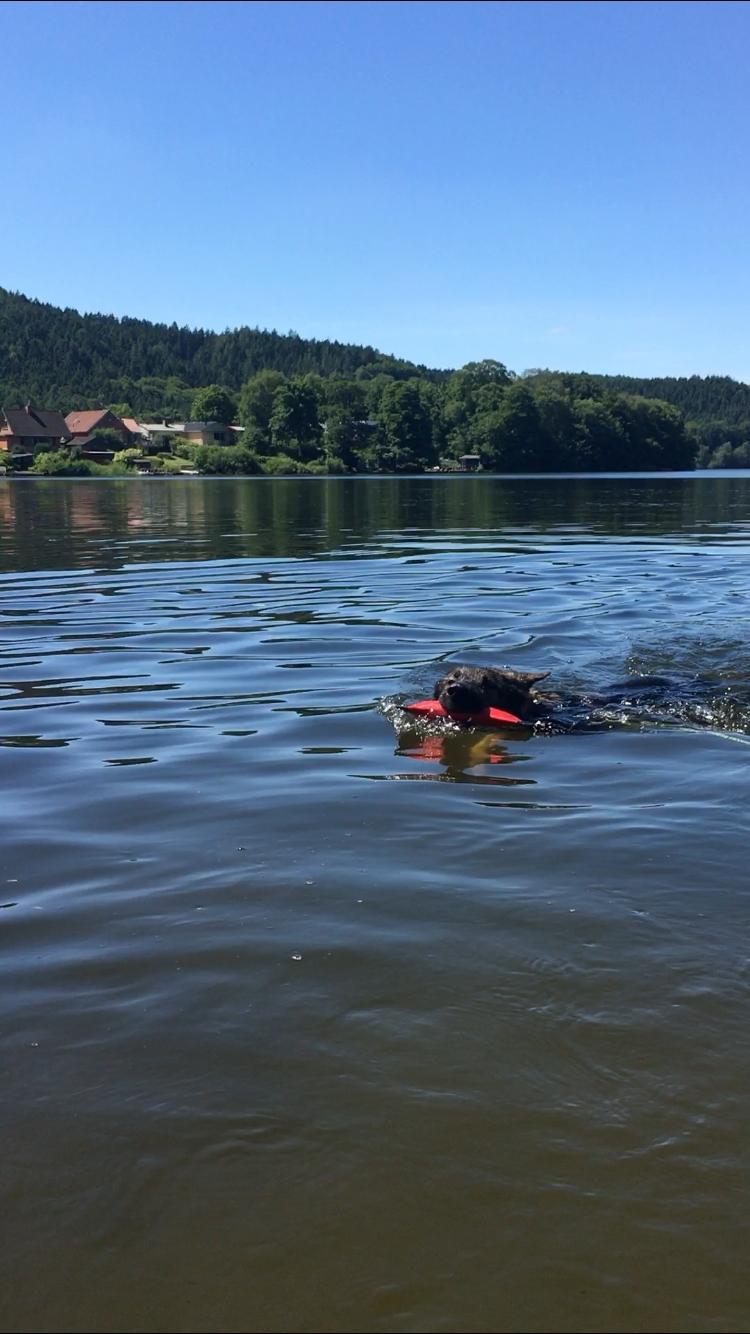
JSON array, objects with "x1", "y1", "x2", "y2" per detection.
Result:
[{"x1": 2, "y1": 288, "x2": 749, "y2": 474}]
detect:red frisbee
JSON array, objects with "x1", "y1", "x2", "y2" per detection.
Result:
[{"x1": 403, "y1": 698, "x2": 525, "y2": 726}]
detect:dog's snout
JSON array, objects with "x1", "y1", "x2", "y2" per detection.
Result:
[{"x1": 440, "y1": 681, "x2": 484, "y2": 711}]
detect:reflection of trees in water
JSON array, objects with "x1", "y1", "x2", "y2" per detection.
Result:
[{"x1": 1, "y1": 476, "x2": 749, "y2": 573}]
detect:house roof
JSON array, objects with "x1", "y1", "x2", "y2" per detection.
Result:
[
  {"x1": 121, "y1": 417, "x2": 149, "y2": 437},
  {"x1": 183, "y1": 421, "x2": 231, "y2": 431},
  {"x1": 72, "y1": 436, "x2": 116, "y2": 452},
  {"x1": 65, "y1": 409, "x2": 114, "y2": 435},
  {"x1": 2, "y1": 406, "x2": 69, "y2": 439}
]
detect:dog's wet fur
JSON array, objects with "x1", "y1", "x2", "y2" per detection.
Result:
[
  {"x1": 433, "y1": 665, "x2": 555, "y2": 720},
  {"x1": 431, "y1": 663, "x2": 699, "y2": 729}
]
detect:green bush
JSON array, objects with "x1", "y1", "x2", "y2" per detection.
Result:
[
  {"x1": 706, "y1": 441, "x2": 750, "y2": 469},
  {"x1": 86, "y1": 427, "x2": 127, "y2": 451},
  {"x1": 169, "y1": 435, "x2": 194, "y2": 457},
  {"x1": 307, "y1": 458, "x2": 346, "y2": 475},
  {"x1": 156, "y1": 455, "x2": 194, "y2": 473},
  {"x1": 112, "y1": 448, "x2": 144, "y2": 467},
  {"x1": 191, "y1": 445, "x2": 261, "y2": 474},
  {"x1": 320, "y1": 455, "x2": 349, "y2": 475},
  {"x1": 90, "y1": 461, "x2": 130, "y2": 476},
  {"x1": 1, "y1": 450, "x2": 27, "y2": 472},
  {"x1": 259, "y1": 454, "x2": 312, "y2": 476},
  {"x1": 30, "y1": 449, "x2": 94, "y2": 476}
]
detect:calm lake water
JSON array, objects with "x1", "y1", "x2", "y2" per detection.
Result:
[{"x1": 1, "y1": 475, "x2": 749, "y2": 1334}]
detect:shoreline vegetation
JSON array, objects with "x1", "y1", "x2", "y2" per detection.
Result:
[{"x1": 2, "y1": 289, "x2": 750, "y2": 476}]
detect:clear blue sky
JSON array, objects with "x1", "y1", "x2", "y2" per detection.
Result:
[{"x1": 2, "y1": 0, "x2": 749, "y2": 378}]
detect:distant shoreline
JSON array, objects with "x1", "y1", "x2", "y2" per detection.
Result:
[{"x1": 4, "y1": 469, "x2": 749, "y2": 482}]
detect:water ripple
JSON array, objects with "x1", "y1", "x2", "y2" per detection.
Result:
[{"x1": 2, "y1": 476, "x2": 750, "y2": 1334}]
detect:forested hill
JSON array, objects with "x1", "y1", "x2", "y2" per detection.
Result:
[
  {"x1": 3, "y1": 288, "x2": 749, "y2": 433},
  {"x1": 2, "y1": 289, "x2": 749, "y2": 469},
  {"x1": 0, "y1": 288, "x2": 439, "y2": 415},
  {"x1": 524, "y1": 370, "x2": 750, "y2": 428}
]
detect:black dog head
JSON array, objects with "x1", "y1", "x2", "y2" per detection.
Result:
[{"x1": 433, "y1": 665, "x2": 551, "y2": 718}]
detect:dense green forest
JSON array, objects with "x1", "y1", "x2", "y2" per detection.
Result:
[
  {"x1": 0, "y1": 288, "x2": 438, "y2": 419},
  {"x1": 2, "y1": 288, "x2": 749, "y2": 472},
  {"x1": 523, "y1": 370, "x2": 750, "y2": 468},
  {"x1": 523, "y1": 368, "x2": 750, "y2": 425}
]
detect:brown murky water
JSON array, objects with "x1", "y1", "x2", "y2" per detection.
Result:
[{"x1": 1, "y1": 475, "x2": 749, "y2": 1334}]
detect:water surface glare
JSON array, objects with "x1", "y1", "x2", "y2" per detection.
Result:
[{"x1": 1, "y1": 475, "x2": 749, "y2": 1334}]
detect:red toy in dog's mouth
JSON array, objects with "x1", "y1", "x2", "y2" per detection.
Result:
[{"x1": 403, "y1": 699, "x2": 525, "y2": 727}]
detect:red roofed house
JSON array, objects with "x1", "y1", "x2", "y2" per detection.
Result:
[
  {"x1": 65, "y1": 409, "x2": 132, "y2": 446},
  {"x1": 0, "y1": 405, "x2": 70, "y2": 458},
  {"x1": 64, "y1": 408, "x2": 140, "y2": 461},
  {"x1": 121, "y1": 417, "x2": 150, "y2": 443}
]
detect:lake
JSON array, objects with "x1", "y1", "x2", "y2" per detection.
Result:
[{"x1": 1, "y1": 474, "x2": 749, "y2": 1334}]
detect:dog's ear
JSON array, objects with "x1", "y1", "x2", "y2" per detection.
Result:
[{"x1": 500, "y1": 669, "x2": 550, "y2": 688}]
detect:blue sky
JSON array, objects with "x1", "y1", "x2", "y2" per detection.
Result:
[{"x1": 2, "y1": 0, "x2": 749, "y2": 377}]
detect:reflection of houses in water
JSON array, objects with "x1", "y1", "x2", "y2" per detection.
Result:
[
  {"x1": 68, "y1": 483, "x2": 111, "y2": 531},
  {"x1": 0, "y1": 485, "x2": 15, "y2": 526},
  {"x1": 126, "y1": 472, "x2": 209, "y2": 532},
  {"x1": 61, "y1": 468, "x2": 211, "y2": 539}
]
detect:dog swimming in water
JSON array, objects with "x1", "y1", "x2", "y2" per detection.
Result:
[
  {"x1": 428, "y1": 664, "x2": 730, "y2": 733},
  {"x1": 432, "y1": 664, "x2": 556, "y2": 722}
]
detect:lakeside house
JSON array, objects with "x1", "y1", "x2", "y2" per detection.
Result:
[
  {"x1": 182, "y1": 420, "x2": 242, "y2": 447},
  {"x1": 65, "y1": 408, "x2": 136, "y2": 462},
  {"x1": 1, "y1": 405, "x2": 246, "y2": 467},
  {"x1": 121, "y1": 417, "x2": 150, "y2": 443},
  {"x1": 65, "y1": 409, "x2": 132, "y2": 446},
  {"x1": 0, "y1": 404, "x2": 70, "y2": 459},
  {"x1": 138, "y1": 421, "x2": 186, "y2": 450}
]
